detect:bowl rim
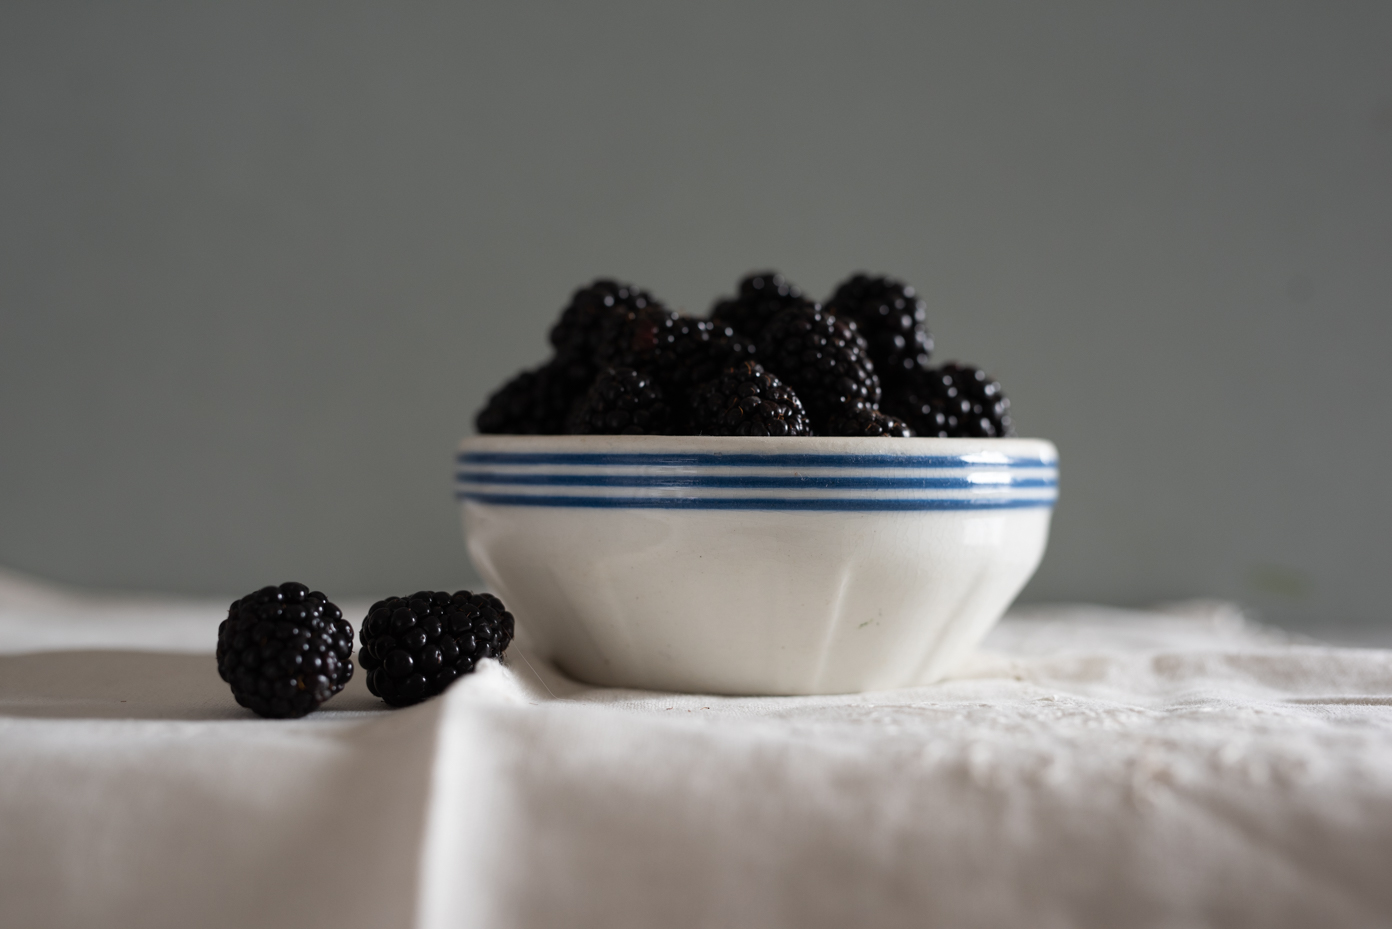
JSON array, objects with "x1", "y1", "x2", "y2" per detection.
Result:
[{"x1": 460, "y1": 433, "x2": 1057, "y2": 460}]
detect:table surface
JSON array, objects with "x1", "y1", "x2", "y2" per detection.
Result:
[{"x1": 2, "y1": 569, "x2": 1391, "y2": 929}]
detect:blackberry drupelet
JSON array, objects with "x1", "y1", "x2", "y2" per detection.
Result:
[
  {"x1": 710, "y1": 271, "x2": 815, "y2": 341},
  {"x1": 825, "y1": 405, "x2": 913, "y2": 437},
  {"x1": 549, "y1": 279, "x2": 660, "y2": 371},
  {"x1": 567, "y1": 366, "x2": 673, "y2": 435},
  {"x1": 691, "y1": 362, "x2": 812, "y2": 437},
  {"x1": 824, "y1": 274, "x2": 934, "y2": 385},
  {"x1": 882, "y1": 363, "x2": 1014, "y2": 437},
  {"x1": 358, "y1": 590, "x2": 515, "y2": 707},
  {"x1": 217, "y1": 582, "x2": 355, "y2": 719},
  {"x1": 475, "y1": 359, "x2": 589, "y2": 435},
  {"x1": 756, "y1": 305, "x2": 882, "y2": 431}
]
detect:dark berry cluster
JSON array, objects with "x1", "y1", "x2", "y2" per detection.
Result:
[
  {"x1": 357, "y1": 590, "x2": 515, "y2": 707},
  {"x1": 476, "y1": 271, "x2": 1015, "y2": 438},
  {"x1": 757, "y1": 305, "x2": 881, "y2": 432},
  {"x1": 827, "y1": 405, "x2": 913, "y2": 438},
  {"x1": 217, "y1": 582, "x2": 355, "y2": 718},
  {"x1": 568, "y1": 367, "x2": 672, "y2": 435},
  {"x1": 217, "y1": 583, "x2": 517, "y2": 717},
  {"x1": 692, "y1": 361, "x2": 811, "y2": 436},
  {"x1": 710, "y1": 271, "x2": 814, "y2": 340},
  {"x1": 882, "y1": 363, "x2": 1013, "y2": 438},
  {"x1": 475, "y1": 360, "x2": 589, "y2": 435},
  {"x1": 824, "y1": 274, "x2": 934, "y2": 385},
  {"x1": 550, "y1": 279, "x2": 661, "y2": 373}
]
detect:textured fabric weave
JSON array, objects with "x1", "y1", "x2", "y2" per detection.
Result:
[{"x1": 2, "y1": 570, "x2": 1390, "y2": 929}]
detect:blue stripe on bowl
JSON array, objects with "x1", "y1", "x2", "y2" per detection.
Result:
[
  {"x1": 458, "y1": 451, "x2": 1054, "y2": 470},
  {"x1": 456, "y1": 471, "x2": 1058, "y2": 491},
  {"x1": 456, "y1": 491, "x2": 1056, "y2": 511}
]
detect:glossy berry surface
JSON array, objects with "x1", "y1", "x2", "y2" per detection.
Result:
[
  {"x1": 473, "y1": 275, "x2": 1015, "y2": 440},
  {"x1": 593, "y1": 303, "x2": 684, "y2": 372},
  {"x1": 567, "y1": 366, "x2": 673, "y2": 435},
  {"x1": 217, "y1": 582, "x2": 354, "y2": 719},
  {"x1": 658, "y1": 317, "x2": 758, "y2": 400},
  {"x1": 691, "y1": 362, "x2": 812, "y2": 437},
  {"x1": 824, "y1": 274, "x2": 934, "y2": 384},
  {"x1": 710, "y1": 270, "x2": 815, "y2": 341},
  {"x1": 475, "y1": 360, "x2": 590, "y2": 435},
  {"x1": 357, "y1": 590, "x2": 515, "y2": 707},
  {"x1": 549, "y1": 279, "x2": 661, "y2": 369},
  {"x1": 756, "y1": 305, "x2": 882, "y2": 431},
  {"x1": 824, "y1": 404, "x2": 913, "y2": 437},
  {"x1": 882, "y1": 363, "x2": 1014, "y2": 438}
]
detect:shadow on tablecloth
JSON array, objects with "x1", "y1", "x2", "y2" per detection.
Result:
[{"x1": 0, "y1": 651, "x2": 388, "y2": 719}]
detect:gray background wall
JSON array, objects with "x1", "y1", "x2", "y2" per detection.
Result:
[{"x1": 2, "y1": 2, "x2": 1389, "y2": 632}]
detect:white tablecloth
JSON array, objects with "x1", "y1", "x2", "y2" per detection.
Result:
[{"x1": 2, "y1": 569, "x2": 1390, "y2": 929}]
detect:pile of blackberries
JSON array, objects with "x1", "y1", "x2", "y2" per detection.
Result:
[
  {"x1": 218, "y1": 582, "x2": 514, "y2": 718},
  {"x1": 477, "y1": 271, "x2": 1013, "y2": 438}
]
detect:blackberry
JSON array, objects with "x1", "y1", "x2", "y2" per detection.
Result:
[
  {"x1": 550, "y1": 279, "x2": 661, "y2": 369},
  {"x1": 691, "y1": 362, "x2": 812, "y2": 437},
  {"x1": 567, "y1": 366, "x2": 673, "y2": 435},
  {"x1": 661, "y1": 318, "x2": 759, "y2": 412},
  {"x1": 593, "y1": 306, "x2": 754, "y2": 432},
  {"x1": 593, "y1": 302, "x2": 684, "y2": 371},
  {"x1": 477, "y1": 279, "x2": 666, "y2": 435},
  {"x1": 475, "y1": 359, "x2": 589, "y2": 435},
  {"x1": 756, "y1": 305, "x2": 882, "y2": 430},
  {"x1": 825, "y1": 274, "x2": 933, "y2": 385},
  {"x1": 358, "y1": 590, "x2": 515, "y2": 707},
  {"x1": 882, "y1": 363, "x2": 1014, "y2": 437},
  {"x1": 217, "y1": 582, "x2": 354, "y2": 718},
  {"x1": 710, "y1": 271, "x2": 815, "y2": 340},
  {"x1": 825, "y1": 405, "x2": 913, "y2": 438}
]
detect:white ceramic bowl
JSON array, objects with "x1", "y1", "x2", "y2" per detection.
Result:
[{"x1": 457, "y1": 434, "x2": 1057, "y2": 695}]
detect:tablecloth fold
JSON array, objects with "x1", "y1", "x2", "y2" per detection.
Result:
[{"x1": 2, "y1": 571, "x2": 1390, "y2": 929}]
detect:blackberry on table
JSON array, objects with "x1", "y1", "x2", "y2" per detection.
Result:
[
  {"x1": 567, "y1": 366, "x2": 673, "y2": 435},
  {"x1": 217, "y1": 582, "x2": 355, "y2": 719},
  {"x1": 825, "y1": 405, "x2": 913, "y2": 438},
  {"x1": 882, "y1": 363, "x2": 1014, "y2": 437},
  {"x1": 756, "y1": 305, "x2": 882, "y2": 431},
  {"x1": 475, "y1": 359, "x2": 589, "y2": 435},
  {"x1": 358, "y1": 590, "x2": 515, "y2": 707},
  {"x1": 710, "y1": 271, "x2": 815, "y2": 341},
  {"x1": 691, "y1": 362, "x2": 812, "y2": 437},
  {"x1": 824, "y1": 274, "x2": 934, "y2": 385}
]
